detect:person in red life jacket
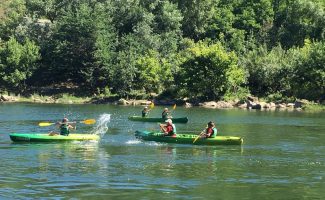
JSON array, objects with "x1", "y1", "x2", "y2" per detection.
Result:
[
  {"x1": 203, "y1": 121, "x2": 217, "y2": 138},
  {"x1": 159, "y1": 119, "x2": 177, "y2": 136},
  {"x1": 49, "y1": 118, "x2": 76, "y2": 136}
]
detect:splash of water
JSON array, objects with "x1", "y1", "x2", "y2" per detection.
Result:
[{"x1": 91, "y1": 113, "x2": 111, "y2": 137}]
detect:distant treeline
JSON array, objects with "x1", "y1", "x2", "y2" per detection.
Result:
[{"x1": 0, "y1": 0, "x2": 324, "y2": 102}]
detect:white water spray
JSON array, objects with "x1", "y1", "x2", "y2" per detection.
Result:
[{"x1": 91, "y1": 113, "x2": 111, "y2": 137}]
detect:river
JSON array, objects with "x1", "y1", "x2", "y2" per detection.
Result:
[{"x1": 0, "y1": 103, "x2": 324, "y2": 199}]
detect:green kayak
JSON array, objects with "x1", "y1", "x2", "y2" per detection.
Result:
[
  {"x1": 128, "y1": 116, "x2": 188, "y2": 123},
  {"x1": 9, "y1": 133, "x2": 100, "y2": 142},
  {"x1": 135, "y1": 131, "x2": 243, "y2": 145}
]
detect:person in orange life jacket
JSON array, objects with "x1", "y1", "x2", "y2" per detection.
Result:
[
  {"x1": 159, "y1": 119, "x2": 177, "y2": 136},
  {"x1": 49, "y1": 118, "x2": 76, "y2": 136},
  {"x1": 203, "y1": 121, "x2": 217, "y2": 138}
]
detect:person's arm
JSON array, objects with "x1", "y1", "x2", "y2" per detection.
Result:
[
  {"x1": 56, "y1": 122, "x2": 61, "y2": 129},
  {"x1": 159, "y1": 124, "x2": 167, "y2": 133},
  {"x1": 69, "y1": 124, "x2": 76, "y2": 130}
]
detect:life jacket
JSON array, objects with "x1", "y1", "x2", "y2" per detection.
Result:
[
  {"x1": 166, "y1": 124, "x2": 177, "y2": 135},
  {"x1": 162, "y1": 111, "x2": 169, "y2": 119},
  {"x1": 206, "y1": 127, "x2": 217, "y2": 138},
  {"x1": 60, "y1": 123, "x2": 69, "y2": 136},
  {"x1": 142, "y1": 110, "x2": 147, "y2": 117}
]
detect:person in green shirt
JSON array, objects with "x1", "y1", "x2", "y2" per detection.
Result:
[
  {"x1": 49, "y1": 118, "x2": 76, "y2": 136},
  {"x1": 142, "y1": 106, "x2": 150, "y2": 117},
  {"x1": 162, "y1": 108, "x2": 171, "y2": 120}
]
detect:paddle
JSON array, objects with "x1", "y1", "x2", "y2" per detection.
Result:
[
  {"x1": 193, "y1": 129, "x2": 206, "y2": 144},
  {"x1": 150, "y1": 102, "x2": 155, "y2": 109},
  {"x1": 39, "y1": 119, "x2": 96, "y2": 127}
]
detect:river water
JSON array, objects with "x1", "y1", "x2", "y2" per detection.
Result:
[{"x1": 0, "y1": 103, "x2": 324, "y2": 199}]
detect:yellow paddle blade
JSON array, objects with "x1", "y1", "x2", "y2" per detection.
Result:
[
  {"x1": 173, "y1": 104, "x2": 176, "y2": 110},
  {"x1": 193, "y1": 130, "x2": 205, "y2": 144},
  {"x1": 150, "y1": 102, "x2": 155, "y2": 109},
  {"x1": 193, "y1": 135, "x2": 200, "y2": 143},
  {"x1": 38, "y1": 122, "x2": 55, "y2": 127},
  {"x1": 81, "y1": 119, "x2": 96, "y2": 125}
]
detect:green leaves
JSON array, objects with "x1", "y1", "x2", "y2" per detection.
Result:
[
  {"x1": 0, "y1": 37, "x2": 40, "y2": 91},
  {"x1": 177, "y1": 41, "x2": 245, "y2": 100}
]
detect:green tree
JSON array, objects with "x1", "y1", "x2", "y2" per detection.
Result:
[
  {"x1": 0, "y1": 37, "x2": 40, "y2": 91},
  {"x1": 0, "y1": 0, "x2": 26, "y2": 41},
  {"x1": 293, "y1": 41, "x2": 325, "y2": 100},
  {"x1": 270, "y1": 0, "x2": 325, "y2": 49},
  {"x1": 242, "y1": 44, "x2": 296, "y2": 97},
  {"x1": 174, "y1": 0, "x2": 217, "y2": 41},
  {"x1": 41, "y1": 1, "x2": 116, "y2": 90},
  {"x1": 177, "y1": 41, "x2": 246, "y2": 100}
]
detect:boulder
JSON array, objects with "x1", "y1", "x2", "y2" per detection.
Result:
[
  {"x1": 294, "y1": 99, "x2": 309, "y2": 108},
  {"x1": 117, "y1": 98, "x2": 129, "y2": 105},
  {"x1": 238, "y1": 103, "x2": 247, "y2": 109},
  {"x1": 1, "y1": 95, "x2": 17, "y2": 102},
  {"x1": 200, "y1": 101, "x2": 233, "y2": 108},
  {"x1": 185, "y1": 102, "x2": 192, "y2": 108},
  {"x1": 202, "y1": 101, "x2": 218, "y2": 108},
  {"x1": 276, "y1": 103, "x2": 286, "y2": 108},
  {"x1": 247, "y1": 96, "x2": 259, "y2": 102},
  {"x1": 287, "y1": 103, "x2": 295, "y2": 108}
]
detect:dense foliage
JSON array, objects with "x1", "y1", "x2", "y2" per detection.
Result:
[{"x1": 0, "y1": 0, "x2": 324, "y2": 102}]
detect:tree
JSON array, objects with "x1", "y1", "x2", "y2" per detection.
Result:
[
  {"x1": 241, "y1": 44, "x2": 296, "y2": 97},
  {"x1": 270, "y1": 0, "x2": 325, "y2": 49},
  {"x1": 0, "y1": 37, "x2": 40, "y2": 91},
  {"x1": 293, "y1": 40, "x2": 325, "y2": 100},
  {"x1": 177, "y1": 41, "x2": 246, "y2": 100}
]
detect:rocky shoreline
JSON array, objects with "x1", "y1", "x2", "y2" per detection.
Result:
[{"x1": 0, "y1": 94, "x2": 322, "y2": 111}]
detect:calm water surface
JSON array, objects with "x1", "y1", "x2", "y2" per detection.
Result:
[{"x1": 0, "y1": 103, "x2": 324, "y2": 199}]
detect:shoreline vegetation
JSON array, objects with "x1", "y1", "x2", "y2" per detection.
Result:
[
  {"x1": 1, "y1": 1, "x2": 324, "y2": 110},
  {"x1": 1, "y1": 93, "x2": 324, "y2": 112}
]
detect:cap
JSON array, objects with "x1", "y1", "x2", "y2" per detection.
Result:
[{"x1": 165, "y1": 119, "x2": 172, "y2": 124}]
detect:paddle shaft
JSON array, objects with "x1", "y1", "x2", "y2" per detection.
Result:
[
  {"x1": 39, "y1": 119, "x2": 95, "y2": 126},
  {"x1": 193, "y1": 129, "x2": 206, "y2": 144}
]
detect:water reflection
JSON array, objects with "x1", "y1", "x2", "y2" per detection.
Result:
[{"x1": 1, "y1": 104, "x2": 325, "y2": 199}]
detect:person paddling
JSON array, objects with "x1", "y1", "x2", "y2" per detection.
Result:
[
  {"x1": 159, "y1": 119, "x2": 176, "y2": 136},
  {"x1": 203, "y1": 121, "x2": 217, "y2": 138},
  {"x1": 162, "y1": 108, "x2": 171, "y2": 120},
  {"x1": 142, "y1": 106, "x2": 150, "y2": 117},
  {"x1": 49, "y1": 118, "x2": 76, "y2": 136}
]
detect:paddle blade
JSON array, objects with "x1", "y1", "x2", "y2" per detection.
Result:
[
  {"x1": 38, "y1": 122, "x2": 55, "y2": 127},
  {"x1": 150, "y1": 102, "x2": 155, "y2": 109},
  {"x1": 193, "y1": 135, "x2": 200, "y2": 143},
  {"x1": 81, "y1": 119, "x2": 96, "y2": 125},
  {"x1": 173, "y1": 104, "x2": 176, "y2": 110},
  {"x1": 193, "y1": 129, "x2": 205, "y2": 143}
]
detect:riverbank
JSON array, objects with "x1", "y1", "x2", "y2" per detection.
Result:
[{"x1": 1, "y1": 93, "x2": 324, "y2": 111}]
